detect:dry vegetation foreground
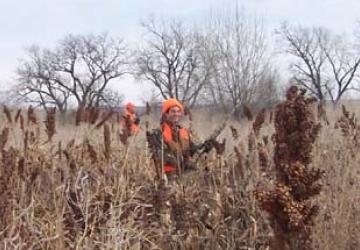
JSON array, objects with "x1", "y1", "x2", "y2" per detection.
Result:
[{"x1": 0, "y1": 99, "x2": 359, "y2": 250}]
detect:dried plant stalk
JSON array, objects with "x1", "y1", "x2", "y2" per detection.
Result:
[
  {"x1": 317, "y1": 100, "x2": 329, "y2": 125},
  {"x1": 104, "y1": 124, "x2": 111, "y2": 160},
  {"x1": 243, "y1": 104, "x2": 253, "y2": 121},
  {"x1": 75, "y1": 106, "x2": 84, "y2": 126},
  {"x1": 44, "y1": 107, "x2": 56, "y2": 141},
  {"x1": 3, "y1": 105, "x2": 12, "y2": 123},
  {"x1": 255, "y1": 86, "x2": 322, "y2": 250},
  {"x1": 24, "y1": 130, "x2": 28, "y2": 153},
  {"x1": 146, "y1": 102, "x2": 151, "y2": 115},
  {"x1": 257, "y1": 142, "x2": 269, "y2": 171},
  {"x1": 89, "y1": 107, "x2": 100, "y2": 125},
  {"x1": 253, "y1": 108, "x2": 266, "y2": 137},
  {"x1": 14, "y1": 109, "x2": 21, "y2": 123},
  {"x1": 230, "y1": 125, "x2": 239, "y2": 140},
  {"x1": 184, "y1": 106, "x2": 192, "y2": 121},
  {"x1": 269, "y1": 111, "x2": 273, "y2": 124},
  {"x1": 19, "y1": 114, "x2": 25, "y2": 131},
  {"x1": 85, "y1": 139, "x2": 98, "y2": 163},
  {"x1": 27, "y1": 105, "x2": 37, "y2": 125},
  {"x1": 95, "y1": 110, "x2": 114, "y2": 129},
  {"x1": 0, "y1": 127, "x2": 10, "y2": 151}
]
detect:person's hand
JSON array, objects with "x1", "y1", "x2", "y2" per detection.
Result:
[{"x1": 203, "y1": 139, "x2": 214, "y2": 153}]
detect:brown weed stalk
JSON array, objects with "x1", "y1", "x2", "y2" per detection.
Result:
[
  {"x1": 146, "y1": 102, "x2": 151, "y2": 115},
  {"x1": 27, "y1": 105, "x2": 37, "y2": 125},
  {"x1": 44, "y1": 107, "x2": 56, "y2": 141},
  {"x1": 104, "y1": 124, "x2": 111, "y2": 160},
  {"x1": 334, "y1": 105, "x2": 358, "y2": 142},
  {"x1": 75, "y1": 106, "x2": 84, "y2": 126},
  {"x1": 19, "y1": 114, "x2": 25, "y2": 131},
  {"x1": 255, "y1": 86, "x2": 322, "y2": 250},
  {"x1": 95, "y1": 110, "x2": 114, "y2": 129},
  {"x1": 14, "y1": 109, "x2": 21, "y2": 123},
  {"x1": 253, "y1": 108, "x2": 266, "y2": 137},
  {"x1": 230, "y1": 125, "x2": 239, "y2": 139},
  {"x1": 85, "y1": 139, "x2": 98, "y2": 163},
  {"x1": 89, "y1": 107, "x2": 100, "y2": 125},
  {"x1": 0, "y1": 127, "x2": 10, "y2": 151},
  {"x1": 3, "y1": 105, "x2": 12, "y2": 123},
  {"x1": 317, "y1": 100, "x2": 329, "y2": 125},
  {"x1": 243, "y1": 104, "x2": 253, "y2": 121}
]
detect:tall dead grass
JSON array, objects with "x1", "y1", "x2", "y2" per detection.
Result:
[{"x1": 0, "y1": 100, "x2": 358, "y2": 249}]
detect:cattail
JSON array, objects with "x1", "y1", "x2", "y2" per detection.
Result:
[
  {"x1": 104, "y1": 124, "x2": 111, "y2": 160},
  {"x1": 19, "y1": 114, "x2": 25, "y2": 131},
  {"x1": 2, "y1": 148, "x2": 15, "y2": 177},
  {"x1": 14, "y1": 109, "x2": 21, "y2": 123},
  {"x1": 35, "y1": 126, "x2": 41, "y2": 143},
  {"x1": 0, "y1": 127, "x2": 10, "y2": 151},
  {"x1": 17, "y1": 157, "x2": 25, "y2": 180},
  {"x1": 317, "y1": 100, "x2": 329, "y2": 125},
  {"x1": 342, "y1": 104, "x2": 350, "y2": 118},
  {"x1": 119, "y1": 128, "x2": 129, "y2": 145},
  {"x1": 234, "y1": 146, "x2": 245, "y2": 179},
  {"x1": 27, "y1": 105, "x2": 37, "y2": 125},
  {"x1": 230, "y1": 125, "x2": 239, "y2": 139},
  {"x1": 3, "y1": 105, "x2": 12, "y2": 123},
  {"x1": 29, "y1": 131, "x2": 36, "y2": 144},
  {"x1": 95, "y1": 110, "x2": 114, "y2": 129},
  {"x1": 257, "y1": 142, "x2": 269, "y2": 171},
  {"x1": 89, "y1": 107, "x2": 100, "y2": 124},
  {"x1": 86, "y1": 140, "x2": 98, "y2": 163},
  {"x1": 58, "y1": 141, "x2": 62, "y2": 160},
  {"x1": 248, "y1": 130, "x2": 256, "y2": 152},
  {"x1": 24, "y1": 130, "x2": 28, "y2": 153},
  {"x1": 243, "y1": 104, "x2": 253, "y2": 121},
  {"x1": 263, "y1": 135, "x2": 269, "y2": 146},
  {"x1": 75, "y1": 106, "x2": 84, "y2": 126},
  {"x1": 146, "y1": 102, "x2": 151, "y2": 115},
  {"x1": 253, "y1": 108, "x2": 266, "y2": 137},
  {"x1": 44, "y1": 107, "x2": 56, "y2": 141},
  {"x1": 184, "y1": 106, "x2": 192, "y2": 121}
]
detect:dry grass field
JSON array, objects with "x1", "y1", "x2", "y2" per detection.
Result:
[{"x1": 0, "y1": 95, "x2": 359, "y2": 249}]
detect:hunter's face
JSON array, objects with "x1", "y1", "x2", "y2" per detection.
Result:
[{"x1": 166, "y1": 106, "x2": 182, "y2": 124}]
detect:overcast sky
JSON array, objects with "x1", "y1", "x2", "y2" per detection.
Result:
[{"x1": 1, "y1": 0, "x2": 359, "y2": 104}]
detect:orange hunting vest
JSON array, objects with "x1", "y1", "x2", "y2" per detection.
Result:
[
  {"x1": 162, "y1": 122, "x2": 190, "y2": 173},
  {"x1": 121, "y1": 110, "x2": 139, "y2": 134}
]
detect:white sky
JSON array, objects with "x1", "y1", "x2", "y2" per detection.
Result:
[{"x1": 1, "y1": 0, "x2": 359, "y2": 104}]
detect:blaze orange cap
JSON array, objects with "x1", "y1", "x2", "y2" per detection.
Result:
[
  {"x1": 126, "y1": 102, "x2": 135, "y2": 111},
  {"x1": 162, "y1": 98, "x2": 184, "y2": 114}
]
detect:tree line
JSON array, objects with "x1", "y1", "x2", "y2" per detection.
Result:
[{"x1": 8, "y1": 8, "x2": 360, "y2": 117}]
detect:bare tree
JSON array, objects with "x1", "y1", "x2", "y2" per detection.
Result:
[
  {"x1": 135, "y1": 18, "x2": 211, "y2": 107},
  {"x1": 279, "y1": 23, "x2": 360, "y2": 103},
  {"x1": 205, "y1": 7, "x2": 276, "y2": 114},
  {"x1": 277, "y1": 23, "x2": 330, "y2": 100},
  {"x1": 322, "y1": 34, "x2": 360, "y2": 103},
  {"x1": 15, "y1": 46, "x2": 71, "y2": 113},
  {"x1": 96, "y1": 88, "x2": 124, "y2": 108},
  {"x1": 15, "y1": 33, "x2": 128, "y2": 114}
]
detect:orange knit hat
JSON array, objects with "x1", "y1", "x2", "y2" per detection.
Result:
[
  {"x1": 126, "y1": 102, "x2": 135, "y2": 111},
  {"x1": 162, "y1": 98, "x2": 184, "y2": 114}
]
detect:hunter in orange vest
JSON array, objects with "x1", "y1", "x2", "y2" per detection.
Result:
[
  {"x1": 158, "y1": 98, "x2": 212, "y2": 178},
  {"x1": 121, "y1": 102, "x2": 140, "y2": 135}
]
